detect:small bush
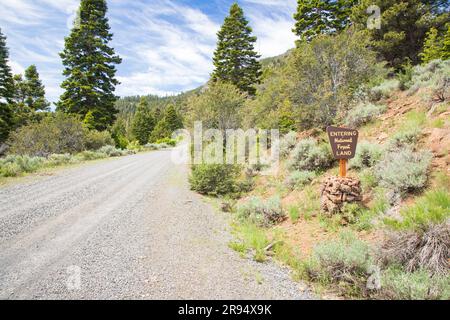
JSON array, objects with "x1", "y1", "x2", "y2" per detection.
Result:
[
  {"x1": 0, "y1": 161, "x2": 21, "y2": 177},
  {"x1": 389, "y1": 128, "x2": 422, "y2": 149},
  {"x1": 127, "y1": 141, "x2": 143, "y2": 152},
  {"x1": 47, "y1": 154, "x2": 76, "y2": 166},
  {"x1": 369, "y1": 79, "x2": 399, "y2": 102},
  {"x1": 408, "y1": 60, "x2": 450, "y2": 96},
  {"x1": 75, "y1": 151, "x2": 108, "y2": 161},
  {"x1": 0, "y1": 155, "x2": 45, "y2": 176},
  {"x1": 288, "y1": 138, "x2": 333, "y2": 172},
  {"x1": 237, "y1": 196, "x2": 285, "y2": 227},
  {"x1": 98, "y1": 145, "x2": 126, "y2": 157},
  {"x1": 350, "y1": 141, "x2": 384, "y2": 170},
  {"x1": 189, "y1": 164, "x2": 241, "y2": 196},
  {"x1": 378, "y1": 266, "x2": 450, "y2": 300},
  {"x1": 288, "y1": 206, "x2": 300, "y2": 223},
  {"x1": 345, "y1": 103, "x2": 386, "y2": 128},
  {"x1": 84, "y1": 130, "x2": 114, "y2": 151},
  {"x1": 279, "y1": 131, "x2": 298, "y2": 157},
  {"x1": 305, "y1": 232, "x2": 373, "y2": 292},
  {"x1": 285, "y1": 170, "x2": 315, "y2": 189},
  {"x1": 374, "y1": 148, "x2": 432, "y2": 196},
  {"x1": 155, "y1": 137, "x2": 177, "y2": 146},
  {"x1": 379, "y1": 221, "x2": 450, "y2": 275}
]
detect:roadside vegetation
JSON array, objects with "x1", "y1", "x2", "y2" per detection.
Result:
[{"x1": 184, "y1": 2, "x2": 450, "y2": 300}]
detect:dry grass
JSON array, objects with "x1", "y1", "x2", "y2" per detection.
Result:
[{"x1": 379, "y1": 221, "x2": 450, "y2": 275}]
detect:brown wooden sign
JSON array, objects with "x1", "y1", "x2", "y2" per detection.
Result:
[
  {"x1": 326, "y1": 126, "x2": 359, "y2": 160},
  {"x1": 327, "y1": 126, "x2": 358, "y2": 178}
]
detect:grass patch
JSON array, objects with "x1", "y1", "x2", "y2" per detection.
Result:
[{"x1": 231, "y1": 222, "x2": 270, "y2": 262}]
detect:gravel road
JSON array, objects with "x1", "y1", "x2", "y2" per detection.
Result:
[{"x1": 0, "y1": 150, "x2": 313, "y2": 300}]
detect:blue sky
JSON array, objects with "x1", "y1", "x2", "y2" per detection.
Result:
[{"x1": 0, "y1": 0, "x2": 297, "y2": 103}]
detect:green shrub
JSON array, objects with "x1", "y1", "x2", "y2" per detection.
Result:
[
  {"x1": 155, "y1": 137, "x2": 177, "y2": 146},
  {"x1": 389, "y1": 128, "x2": 422, "y2": 149},
  {"x1": 304, "y1": 232, "x2": 373, "y2": 291},
  {"x1": 350, "y1": 141, "x2": 384, "y2": 170},
  {"x1": 237, "y1": 196, "x2": 285, "y2": 227},
  {"x1": 47, "y1": 154, "x2": 76, "y2": 166},
  {"x1": 98, "y1": 145, "x2": 126, "y2": 157},
  {"x1": 408, "y1": 60, "x2": 450, "y2": 96},
  {"x1": 288, "y1": 138, "x2": 333, "y2": 172},
  {"x1": 84, "y1": 130, "x2": 114, "y2": 151},
  {"x1": 378, "y1": 266, "x2": 450, "y2": 300},
  {"x1": 0, "y1": 161, "x2": 21, "y2": 177},
  {"x1": 189, "y1": 164, "x2": 241, "y2": 196},
  {"x1": 0, "y1": 155, "x2": 45, "y2": 177},
  {"x1": 384, "y1": 189, "x2": 450, "y2": 231},
  {"x1": 8, "y1": 113, "x2": 85, "y2": 157},
  {"x1": 127, "y1": 140, "x2": 143, "y2": 152},
  {"x1": 285, "y1": 170, "x2": 316, "y2": 189},
  {"x1": 279, "y1": 131, "x2": 298, "y2": 158},
  {"x1": 345, "y1": 103, "x2": 386, "y2": 128},
  {"x1": 75, "y1": 151, "x2": 108, "y2": 161},
  {"x1": 369, "y1": 79, "x2": 399, "y2": 101},
  {"x1": 232, "y1": 223, "x2": 270, "y2": 262},
  {"x1": 374, "y1": 148, "x2": 432, "y2": 196}
]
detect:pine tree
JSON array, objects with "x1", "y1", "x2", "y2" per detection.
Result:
[
  {"x1": 211, "y1": 3, "x2": 262, "y2": 95},
  {"x1": 150, "y1": 105, "x2": 183, "y2": 142},
  {"x1": 131, "y1": 97, "x2": 155, "y2": 145},
  {"x1": 420, "y1": 28, "x2": 444, "y2": 63},
  {"x1": 24, "y1": 65, "x2": 49, "y2": 112},
  {"x1": 442, "y1": 24, "x2": 450, "y2": 60},
  {"x1": 351, "y1": 0, "x2": 449, "y2": 68},
  {"x1": 293, "y1": 0, "x2": 356, "y2": 42},
  {"x1": 0, "y1": 28, "x2": 15, "y2": 143},
  {"x1": 57, "y1": 0, "x2": 122, "y2": 131}
]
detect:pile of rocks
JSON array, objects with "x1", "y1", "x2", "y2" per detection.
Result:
[{"x1": 320, "y1": 176, "x2": 363, "y2": 214}]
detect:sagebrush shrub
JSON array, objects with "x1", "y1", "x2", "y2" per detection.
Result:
[
  {"x1": 350, "y1": 141, "x2": 384, "y2": 170},
  {"x1": 285, "y1": 170, "x2": 315, "y2": 189},
  {"x1": 98, "y1": 145, "x2": 126, "y2": 157},
  {"x1": 305, "y1": 232, "x2": 373, "y2": 288},
  {"x1": 369, "y1": 79, "x2": 399, "y2": 102},
  {"x1": 75, "y1": 151, "x2": 108, "y2": 161},
  {"x1": 279, "y1": 131, "x2": 298, "y2": 157},
  {"x1": 374, "y1": 148, "x2": 432, "y2": 196},
  {"x1": 189, "y1": 164, "x2": 241, "y2": 196},
  {"x1": 407, "y1": 60, "x2": 450, "y2": 97},
  {"x1": 288, "y1": 138, "x2": 333, "y2": 172},
  {"x1": 237, "y1": 196, "x2": 285, "y2": 227},
  {"x1": 48, "y1": 154, "x2": 76, "y2": 166},
  {"x1": 0, "y1": 155, "x2": 45, "y2": 177},
  {"x1": 345, "y1": 103, "x2": 386, "y2": 128},
  {"x1": 378, "y1": 266, "x2": 450, "y2": 300}
]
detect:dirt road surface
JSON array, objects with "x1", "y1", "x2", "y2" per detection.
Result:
[{"x1": 0, "y1": 151, "x2": 312, "y2": 300}]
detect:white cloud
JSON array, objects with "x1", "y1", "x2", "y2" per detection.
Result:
[{"x1": 8, "y1": 60, "x2": 25, "y2": 75}]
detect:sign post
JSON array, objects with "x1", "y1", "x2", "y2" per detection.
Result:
[{"x1": 326, "y1": 126, "x2": 359, "y2": 178}]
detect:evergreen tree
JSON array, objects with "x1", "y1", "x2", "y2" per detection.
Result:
[
  {"x1": 211, "y1": 3, "x2": 262, "y2": 95},
  {"x1": 57, "y1": 0, "x2": 122, "y2": 131},
  {"x1": 351, "y1": 0, "x2": 449, "y2": 68},
  {"x1": 24, "y1": 65, "x2": 49, "y2": 112},
  {"x1": 442, "y1": 23, "x2": 450, "y2": 60},
  {"x1": 0, "y1": 28, "x2": 15, "y2": 143},
  {"x1": 150, "y1": 105, "x2": 183, "y2": 142},
  {"x1": 293, "y1": 0, "x2": 357, "y2": 42},
  {"x1": 131, "y1": 97, "x2": 155, "y2": 145},
  {"x1": 420, "y1": 28, "x2": 445, "y2": 63}
]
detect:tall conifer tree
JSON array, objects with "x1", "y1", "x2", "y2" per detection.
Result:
[
  {"x1": 212, "y1": 3, "x2": 262, "y2": 95},
  {"x1": 24, "y1": 65, "x2": 49, "y2": 112},
  {"x1": 0, "y1": 29, "x2": 14, "y2": 142},
  {"x1": 57, "y1": 0, "x2": 121, "y2": 130}
]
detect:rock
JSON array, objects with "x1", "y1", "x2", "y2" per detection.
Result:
[
  {"x1": 428, "y1": 128, "x2": 450, "y2": 158},
  {"x1": 320, "y1": 176, "x2": 363, "y2": 215},
  {"x1": 220, "y1": 202, "x2": 233, "y2": 213}
]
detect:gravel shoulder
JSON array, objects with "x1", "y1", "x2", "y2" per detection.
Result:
[{"x1": 0, "y1": 150, "x2": 313, "y2": 300}]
